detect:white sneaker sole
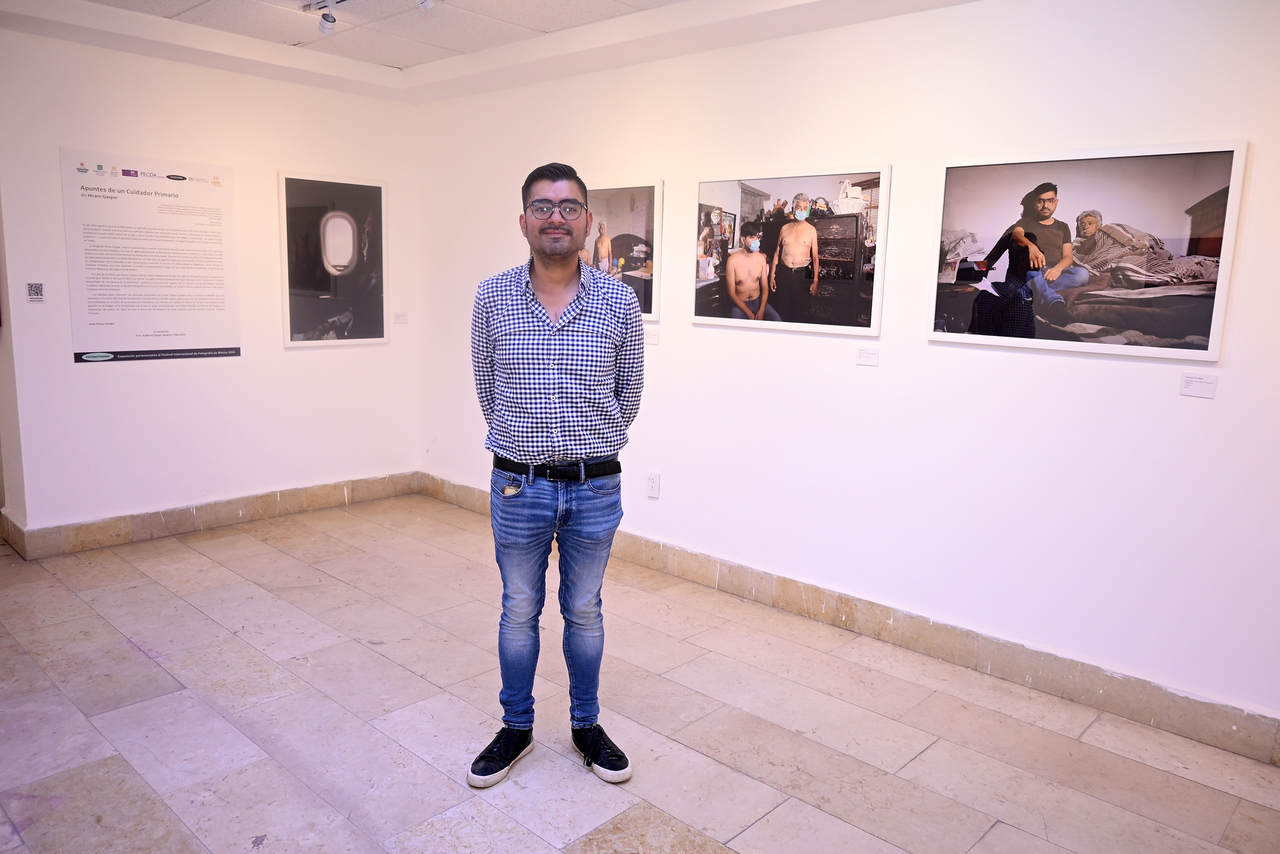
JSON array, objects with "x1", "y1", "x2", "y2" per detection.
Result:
[
  {"x1": 574, "y1": 745, "x2": 632, "y2": 783},
  {"x1": 466, "y1": 740, "x2": 533, "y2": 788}
]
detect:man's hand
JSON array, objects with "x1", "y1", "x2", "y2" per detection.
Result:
[
  {"x1": 1028, "y1": 245, "x2": 1046, "y2": 269},
  {"x1": 1044, "y1": 266, "x2": 1061, "y2": 283},
  {"x1": 769, "y1": 276, "x2": 776, "y2": 291},
  {"x1": 809, "y1": 280, "x2": 818, "y2": 296}
]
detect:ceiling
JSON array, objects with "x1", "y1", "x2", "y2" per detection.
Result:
[{"x1": 0, "y1": 0, "x2": 981, "y2": 103}]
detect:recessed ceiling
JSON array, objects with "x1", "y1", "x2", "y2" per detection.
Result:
[{"x1": 0, "y1": 0, "x2": 983, "y2": 103}]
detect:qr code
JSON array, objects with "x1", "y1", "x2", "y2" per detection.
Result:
[{"x1": 26, "y1": 283, "x2": 44, "y2": 303}]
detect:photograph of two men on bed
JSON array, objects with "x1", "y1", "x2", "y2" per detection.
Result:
[{"x1": 934, "y1": 149, "x2": 1235, "y2": 351}]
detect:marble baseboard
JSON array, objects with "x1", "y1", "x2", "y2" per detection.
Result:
[{"x1": 4, "y1": 470, "x2": 1276, "y2": 769}]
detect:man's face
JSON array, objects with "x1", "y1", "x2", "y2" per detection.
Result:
[
  {"x1": 794, "y1": 199, "x2": 810, "y2": 215},
  {"x1": 1079, "y1": 215, "x2": 1099, "y2": 238},
  {"x1": 1034, "y1": 191, "x2": 1058, "y2": 221},
  {"x1": 520, "y1": 179, "x2": 591, "y2": 259}
]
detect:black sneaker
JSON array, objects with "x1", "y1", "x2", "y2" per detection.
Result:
[
  {"x1": 467, "y1": 727, "x2": 533, "y2": 788},
  {"x1": 572, "y1": 724, "x2": 632, "y2": 783}
]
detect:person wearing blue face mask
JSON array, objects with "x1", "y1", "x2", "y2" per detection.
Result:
[
  {"x1": 725, "y1": 221, "x2": 780, "y2": 321},
  {"x1": 770, "y1": 193, "x2": 820, "y2": 322}
]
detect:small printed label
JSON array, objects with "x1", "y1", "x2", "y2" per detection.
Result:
[
  {"x1": 856, "y1": 347, "x2": 879, "y2": 367},
  {"x1": 644, "y1": 326, "x2": 659, "y2": 345},
  {"x1": 1180, "y1": 373, "x2": 1217, "y2": 399},
  {"x1": 393, "y1": 312, "x2": 409, "y2": 324},
  {"x1": 26, "y1": 283, "x2": 44, "y2": 303}
]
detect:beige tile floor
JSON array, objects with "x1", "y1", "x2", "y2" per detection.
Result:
[{"x1": 2, "y1": 494, "x2": 1279, "y2": 854}]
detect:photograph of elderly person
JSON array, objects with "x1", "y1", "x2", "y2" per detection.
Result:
[
  {"x1": 935, "y1": 149, "x2": 1235, "y2": 350},
  {"x1": 695, "y1": 171, "x2": 882, "y2": 330}
]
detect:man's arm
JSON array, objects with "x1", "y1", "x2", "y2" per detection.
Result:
[
  {"x1": 470, "y1": 289, "x2": 495, "y2": 426},
  {"x1": 615, "y1": 294, "x2": 645, "y2": 427},
  {"x1": 1011, "y1": 227, "x2": 1047, "y2": 270},
  {"x1": 725, "y1": 256, "x2": 754, "y2": 319},
  {"x1": 770, "y1": 232, "x2": 781, "y2": 291},
  {"x1": 809, "y1": 227, "x2": 820, "y2": 295},
  {"x1": 755, "y1": 261, "x2": 771, "y2": 320}
]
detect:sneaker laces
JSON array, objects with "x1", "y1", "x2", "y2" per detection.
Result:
[
  {"x1": 578, "y1": 726, "x2": 623, "y2": 768},
  {"x1": 479, "y1": 728, "x2": 524, "y2": 763}
]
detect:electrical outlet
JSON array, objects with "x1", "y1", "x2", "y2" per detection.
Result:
[{"x1": 645, "y1": 472, "x2": 660, "y2": 498}]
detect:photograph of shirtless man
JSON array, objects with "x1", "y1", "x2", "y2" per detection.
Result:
[
  {"x1": 726, "y1": 221, "x2": 780, "y2": 321},
  {"x1": 770, "y1": 193, "x2": 820, "y2": 322}
]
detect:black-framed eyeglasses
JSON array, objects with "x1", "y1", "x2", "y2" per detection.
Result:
[{"x1": 525, "y1": 199, "x2": 586, "y2": 220}]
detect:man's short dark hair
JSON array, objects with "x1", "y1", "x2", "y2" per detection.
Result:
[
  {"x1": 1021, "y1": 182, "x2": 1058, "y2": 216},
  {"x1": 522, "y1": 163, "x2": 588, "y2": 207},
  {"x1": 741, "y1": 221, "x2": 762, "y2": 238}
]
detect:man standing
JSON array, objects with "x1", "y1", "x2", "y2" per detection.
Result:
[
  {"x1": 770, "y1": 193, "x2": 820, "y2": 322},
  {"x1": 979, "y1": 182, "x2": 1089, "y2": 321},
  {"x1": 593, "y1": 221, "x2": 613, "y2": 272},
  {"x1": 468, "y1": 163, "x2": 644, "y2": 788}
]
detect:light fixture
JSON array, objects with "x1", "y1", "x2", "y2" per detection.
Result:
[
  {"x1": 318, "y1": 10, "x2": 336, "y2": 34},
  {"x1": 416, "y1": 0, "x2": 436, "y2": 9}
]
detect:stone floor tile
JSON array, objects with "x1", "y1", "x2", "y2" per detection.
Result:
[
  {"x1": 421, "y1": 600, "x2": 502, "y2": 652},
  {"x1": 0, "y1": 636, "x2": 53, "y2": 701},
  {"x1": 1081, "y1": 713, "x2": 1280, "y2": 811},
  {"x1": 269, "y1": 576, "x2": 375, "y2": 616},
  {"x1": 603, "y1": 584, "x2": 725, "y2": 640},
  {"x1": 178, "y1": 530, "x2": 277, "y2": 563},
  {"x1": 727, "y1": 798, "x2": 908, "y2": 854},
  {"x1": 80, "y1": 578, "x2": 230, "y2": 658},
  {"x1": 667, "y1": 652, "x2": 936, "y2": 773},
  {"x1": 231, "y1": 688, "x2": 470, "y2": 841},
  {"x1": 658, "y1": 581, "x2": 855, "y2": 652},
  {"x1": 290, "y1": 507, "x2": 366, "y2": 533},
  {"x1": 158, "y1": 635, "x2": 309, "y2": 715},
  {"x1": 313, "y1": 553, "x2": 474, "y2": 616},
  {"x1": 0, "y1": 689, "x2": 117, "y2": 791},
  {"x1": 0, "y1": 755, "x2": 206, "y2": 853},
  {"x1": 674, "y1": 706, "x2": 993, "y2": 854},
  {"x1": 13, "y1": 616, "x2": 182, "y2": 716},
  {"x1": 233, "y1": 520, "x2": 363, "y2": 564},
  {"x1": 165, "y1": 757, "x2": 383, "y2": 854},
  {"x1": 90, "y1": 689, "x2": 266, "y2": 796},
  {"x1": 604, "y1": 558, "x2": 686, "y2": 593},
  {"x1": 382, "y1": 796, "x2": 558, "y2": 854},
  {"x1": 0, "y1": 578, "x2": 95, "y2": 634},
  {"x1": 184, "y1": 582, "x2": 347, "y2": 661},
  {"x1": 107, "y1": 537, "x2": 192, "y2": 564},
  {"x1": 898, "y1": 738, "x2": 1232, "y2": 854},
  {"x1": 832, "y1": 635, "x2": 1100, "y2": 738},
  {"x1": 220, "y1": 550, "x2": 334, "y2": 592},
  {"x1": 564, "y1": 801, "x2": 732, "y2": 853},
  {"x1": 371, "y1": 692, "x2": 502, "y2": 787},
  {"x1": 965, "y1": 822, "x2": 1073, "y2": 854},
  {"x1": 122, "y1": 549, "x2": 242, "y2": 597},
  {"x1": 1220, "y1": 800, "x2": 1280, "y2": 854},
  {"x1": 38, "y1": 550, "x2": 143, "y2": 593},
  {"x1": 544, "y1": 707, "x2": 785, "y2": 844},
  {"x1": 597, "y1": 653, "x2": 725, "y2": 735},
  {"x1": 445, "y1": 666, "x2": 564, "y2": 723},
  {"x1": 601, "y1": 613, "x2": 710, "y2": 674},
  {"x1": 0, "y1": 561, "x2": 52, "y2": 592},
  {"x1": 688, "y1": 624, "x2": 933, "y2": 720},
  {"x1": 474, "y1": 743, "x2": 637, "y2": 848},
  {"x1": 281, "y1": 639, "x2": 440, "y2": 719},
  {"x1": 321, "y1": 599, "x2": 496, "y2": 686},
  {"x1": 900, "y1": 692, "x2": 1239, "y2": 843}
]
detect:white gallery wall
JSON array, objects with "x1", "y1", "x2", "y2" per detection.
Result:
[
  {"x1": 414, "y1": 0, "x2": 1280, "y2": 718},
  {"x1": 0, "y1": 28, "x2": 430, "y2": 529},
  {"x1": 0, "y1": 0, "x2": 1277, "y2": 722}
]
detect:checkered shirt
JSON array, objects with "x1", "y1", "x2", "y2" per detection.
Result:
[{"x1": 471, "y1": 259, "x2": 644, "y2": 465}]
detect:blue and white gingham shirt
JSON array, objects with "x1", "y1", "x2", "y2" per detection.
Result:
[{"x1": 471, "y1": 259, "x2": 644, "y2": 465}]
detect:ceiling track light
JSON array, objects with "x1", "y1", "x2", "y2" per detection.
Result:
[
  {"x1": 416, "y1": 0, "x2": 436, "y2": 10},
  {"x1": 318, "y1": 11, "x2": 335, "y2": 34}
]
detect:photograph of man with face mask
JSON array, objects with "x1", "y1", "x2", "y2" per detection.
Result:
[
  {"x1": 725, "y1": 221, "x2": 780, "y2": 321},
  {"x1": 770, "y1": 193, "x2": 820, "y2": 322}
]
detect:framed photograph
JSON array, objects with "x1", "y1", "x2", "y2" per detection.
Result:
[
  {"x1": 930, "y1": 142, "x2": 1245, "y2": 360},
  {"x1": 280, "y1": 174, "x2": 386, "y2": 346},
  {"x1": 693, "y1": 169, "x2": 889, "y2": 335},
  {"x1": 583, "y1": 183, "x2": 662, "y2": 321}
]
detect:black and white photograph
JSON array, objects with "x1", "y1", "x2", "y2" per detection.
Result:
[
  {"x1": 282, "y1": 175, "x2": 385, "y2": 345},
  {"x1": 932, "y1": 144, "x2": 1244, "y2": 360},
  {"x1": 581, "y1": 184, "x2": 659, "y2": 318},
  {"x1": 694, "y1": 170, "x2": 887, "y2": 335}
]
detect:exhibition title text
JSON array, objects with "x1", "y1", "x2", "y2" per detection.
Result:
[{"x1": 80, "y1": 186, "x2": 179, "y2": 199}]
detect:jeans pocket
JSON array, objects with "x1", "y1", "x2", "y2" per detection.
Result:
[
  {"x1": 584, "y1": 473, "x2": 621, "y2": 496},
  {"x1": 491, "y1": 469, "x2": 524, "y2": 498}
]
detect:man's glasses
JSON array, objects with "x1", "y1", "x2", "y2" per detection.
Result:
[{"x1": 526, "y1": 199, "x2": 586, "y2": 220}]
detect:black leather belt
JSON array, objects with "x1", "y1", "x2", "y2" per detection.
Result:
[{"x1": 493, "y1": 454, "x2": 621, "y2": 481}]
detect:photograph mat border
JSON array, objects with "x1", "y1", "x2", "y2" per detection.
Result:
[
  {"x1": 691, "y1": 165, "x2": 891, "y2": 338},
  {"x1": 926, "y1": 140, "x2": 1247, "y2": 362},
  {"x1": 278, "y1": 171, "x2": 389, "y2": 349}
]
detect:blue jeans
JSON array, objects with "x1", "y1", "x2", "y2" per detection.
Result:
[
  {"x1": 1026, "y1": 265, "x2": 1090, "y2": 306},
  {"x1": 730, "y1": 296, "x2": 782, "y2": 321},
  {"x1": 489, "y1": 466, "x2": 623, "y2": 730}
]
